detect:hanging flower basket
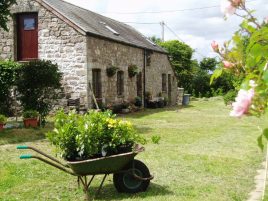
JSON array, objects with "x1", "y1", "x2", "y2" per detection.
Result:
[
  {"x1": 106, "y1": 65, "x2": 118, "y2": 77},
  {"x1": 128, "y1": 64, "x2": 139, "y2": 78}
]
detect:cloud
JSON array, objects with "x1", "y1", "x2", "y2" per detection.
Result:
[{"x1": 64, "y1": 0, "x2": 268, "y2": 60}]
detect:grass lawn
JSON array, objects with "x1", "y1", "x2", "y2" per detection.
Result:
[{"x1": 0, "y1": 97, "x2": 267, "y2": 201}]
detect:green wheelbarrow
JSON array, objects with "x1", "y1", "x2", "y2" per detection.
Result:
[{"x1": 17, "y1": 145, "x2": 153, "y2": 200}]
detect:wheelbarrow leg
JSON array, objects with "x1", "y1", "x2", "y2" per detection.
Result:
[
  {"x1": 96, "y1": 174, "x2": 108, "y2": 196},
  {"x1": 78, "y1": 175, "x2": 95, "y2": 201}
]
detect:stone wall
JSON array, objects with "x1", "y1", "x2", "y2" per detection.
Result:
[
  {"x1": 0, "y1": 0, "x2": 88, "y2": 107},
  {"x1": 87, "y1": 37, "x2": 144, "y2": 107},
  {"x1": 87, "y1": 37, "x2": 178, "y2": 107},
  {"x1": 146, "y1": 52, "x2": 178, "y2": 105}
]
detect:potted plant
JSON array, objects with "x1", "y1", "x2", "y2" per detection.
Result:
[
  {"x1": 47, "y1": 110, "x2": 146, "y2": 161},
  {"x1": 121, "y1": 101, "x2": 130, "y2": 113},
  {"x1": 106, "y1": 65, "x2": 118, "y2": 77},
  {"x1": 128, "y1": 64, "x2": 139, "y2": 78},
  {"x1": 0, "y1": 114, "x2": 7, "y2": 132},
  {"x1": 134, "y1": 96, "x2": 142, "y2": 107},
  {"x1": 23, "y1": 110, "x2": 39, "y2": 128}
]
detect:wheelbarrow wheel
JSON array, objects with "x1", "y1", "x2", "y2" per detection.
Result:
[{"x1": 113, "y1": 159, "x2": 150, "y2": 193}]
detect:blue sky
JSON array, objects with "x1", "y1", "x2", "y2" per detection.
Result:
[{"x1": 64, "y1": 0, "x2": 268, "y2": 61}]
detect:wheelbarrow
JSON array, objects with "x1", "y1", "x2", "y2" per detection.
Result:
[{"x1": 17, "y1": 145, "x2": 153, "y2": 200}]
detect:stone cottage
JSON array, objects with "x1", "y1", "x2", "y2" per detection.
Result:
[{"x1": 0, "y1": 0, "x2": 178, "y2": 109}]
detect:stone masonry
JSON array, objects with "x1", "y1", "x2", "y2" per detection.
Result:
[
  {"x1": 0, "y1": 0, "x2": 178, "y2": 109},
  {"x1": 0, "y1": 0, "x2": 88, "y2": 107}
]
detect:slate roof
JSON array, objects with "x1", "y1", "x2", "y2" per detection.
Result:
[{"x1": 42, "y1": 0, "x2": 166, "y2": 53}]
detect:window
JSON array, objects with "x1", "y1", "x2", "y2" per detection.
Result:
[
  {"x1": 24, "y1": 18, "x2": 35, "y2": 30},
  {"x1": 117, "y1": 71, "x2": 124, "y2": 96},
  {"x1": 162, "y1": 74, "x2": 167, "y2": 92}
]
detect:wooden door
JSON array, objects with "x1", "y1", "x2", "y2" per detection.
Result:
[{"x1": 17, "y1": 13, "x2": 38, "y2": 61}]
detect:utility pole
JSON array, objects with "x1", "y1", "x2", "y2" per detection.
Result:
[{"x1": 160, "y1": 21, "x2": 165, "y2": 42}]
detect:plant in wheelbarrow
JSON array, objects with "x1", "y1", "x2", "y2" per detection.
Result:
[{"x1": 18, "y1": 110, "x2": 153, "y2": 200}]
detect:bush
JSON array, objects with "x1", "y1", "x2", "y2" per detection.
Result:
[
  {"x1": 16, "y1": 60, "x2": 62, "y2": 126},
  {"x1": 22, "y1": 110, "x2": 39, "y2": 119},
  {"x1": 0, "y1": 60, "x2": 21, "y2": 115},
  {"x1": 223, "y1": 90, "x2": 237, "y2": 105},
  {"x1": 0, "y1": 114, "x2": 7, "y2": 123},
  {"x1": 47, "y1": 110, "x2": 146, "y2": 160}
]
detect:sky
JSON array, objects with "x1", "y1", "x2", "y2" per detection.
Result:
[{"x1": 64, "y1": 0, "x2": 268, "y2": 61}]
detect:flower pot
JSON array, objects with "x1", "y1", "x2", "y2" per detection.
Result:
[
  {"x1": 23, "y1": 118, "x2": 38, "y2": 128},
  {"x1": 0, "y1": 123, "x2": 4, "y2": 132},
  {"x1": 121, "y1": 108, "x2": 130, "y2": 114}
]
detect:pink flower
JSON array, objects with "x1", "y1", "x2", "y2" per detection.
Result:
[
  {"x1": 221, "y1": 0, "x2": 236, "y2": 17},
  {"x1": 230, "y1": 89, "x2": 254, "y2": 117},
  {"x1": 211, "y1": 41, "x2": 219, "y2": 52},
  {"x1": 232, "y1": 0, "x2": 243, "y2": 6},
  {"x1": 223, "y1": 60, "x2": 234, "y2": 68}
]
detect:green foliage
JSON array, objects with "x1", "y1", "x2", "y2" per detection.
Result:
[
  {"x1": 22, "y1": 110, "x2": 39, "y2": 119},
  {"x1": 16, "y1": 60, "x2": 62, "y2": 126},
  {"x1": 223, "y1": 90, "x2": 237, "y2": 105},
  {"x1": 0, "y1": 114, "x2": 7, "y2": 123},
  {"x1": 159, "y1": 40, "x2": 195, "y2": 90},
  {"x1": 0, "y1": 60, "x2": 21, "y2": 115},
  {"x1": 106, "y1": 65, "x2": 118, "y2": 77},
  {"x1": 200, "y1": 57, "x2": 218, "y2": 71},
  {"x1": 47, "y1": 110, "x2": 146, "y2": 160},
  {"x1": 0, "y1": 0, "x2": 16, "y2": 31},
  {"x1": 151, "y1": 135, "x2": 161, "y2": 144},
  {"x1": 134, "y1": 96, "x2": 142, "y2": 107},
  {"x1": 128, "y1": 64, "x2": 139, "y2": 77}
]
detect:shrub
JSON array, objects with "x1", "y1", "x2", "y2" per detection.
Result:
[
  {"x1": 0, "y1": 60, "x2": 21, "y2": 115},
  {"x1": 22, "y1": 110, "x2": 39, "y2": 119},
  {"x1": 47, "y1": 110, "x2": 146, "y2": 160},
  {"x1": 223, "y1": 90, "x2": 237, "y2": 105},
  {"x1": 16, "y1": 60, "x2": 62, "y2": 126},
  {"x1": 0, "y1": 114, "x2": 7, "y2": 124}
]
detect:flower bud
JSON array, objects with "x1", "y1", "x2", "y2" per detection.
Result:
[
  {"x1": 223, "y1": 60, "x2": 234, "y2": 68},
  {"x1": 211, "y1": 41, "x2": 219, "y2": 52}
]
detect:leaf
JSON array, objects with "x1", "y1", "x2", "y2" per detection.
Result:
[
  {"x1": 210, "y1": 68, "x2": 223, "y2": 85},
  {"x1": 257, "y1": 135, "x2": 264, "y2": 151},
  {"x1": 262, "y1": 71, "x2": 268, "y2": 85},
  {"x1": 263, "y1": 128, "x2": 268, "y2": 140}
]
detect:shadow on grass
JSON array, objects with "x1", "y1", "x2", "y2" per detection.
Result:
[
  {"x1": 89, "y1": 182, "x2": 173, "y2": 200},
  {"x1": 0, "y1": 122, "x2": 53, "y2": 145}
]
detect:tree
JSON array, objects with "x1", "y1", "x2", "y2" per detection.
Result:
[
  {"x1": 200, "y1": 57, "x2": 218, "y2": 72},
  {"x1": 158, "y1": 40, "x2": 195, "y2": 92},
  {"x1": 16, "y1": 60, "x2": 62, "y2": 126},
  {"x1": 0, "y1": 0, "x2": 17, "y2": 31}
]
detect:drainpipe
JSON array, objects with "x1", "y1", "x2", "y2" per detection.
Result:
[{"x1": 143, "y1": 49, "x2": 147, "y2": 107}]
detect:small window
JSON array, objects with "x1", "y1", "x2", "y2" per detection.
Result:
[
  {"x1": 162, "y1": 74, "x2": 167, "y2": 92},
  {"x1": 117, "y1": 71, "x2": 124, "y2": 96},
  {"x1": 24, "y1": 18, "x2": 35, "y2": 30}
]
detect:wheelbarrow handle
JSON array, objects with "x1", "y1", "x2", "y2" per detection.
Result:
[
  {"x1": 20, "y1": 154, "x2": 32, "y2": 159},
  {"x1": 17, "y1": 145, "x2": 29, "y2": 149},
  {"x1": 17, "y1": 145, "x2": 69, "y2": 168}
]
